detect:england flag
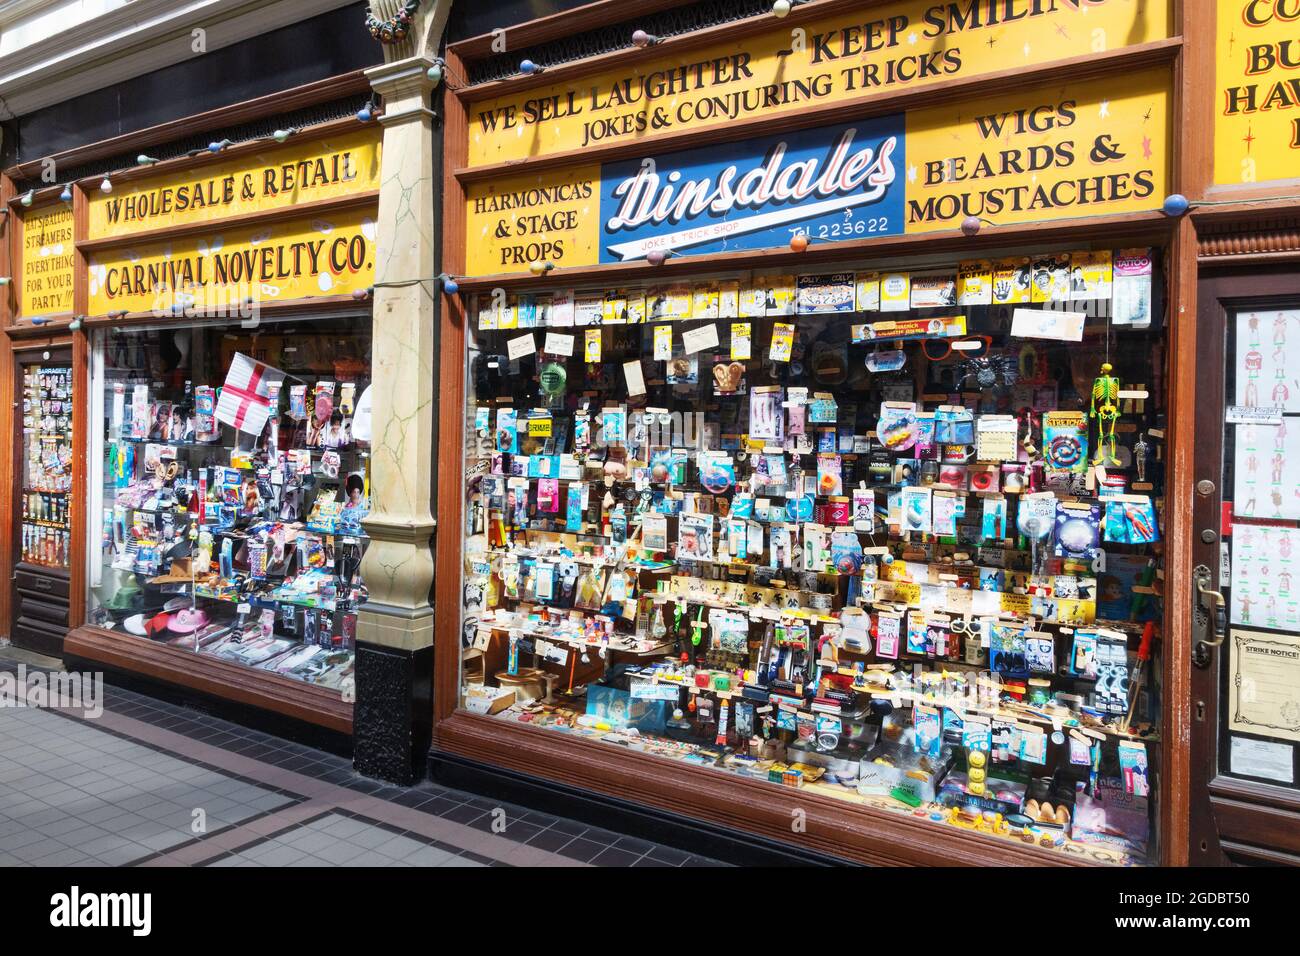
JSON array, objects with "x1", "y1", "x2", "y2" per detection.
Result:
[{"x1": 216, "y1": 352, "x2": 285, "y2": 435}]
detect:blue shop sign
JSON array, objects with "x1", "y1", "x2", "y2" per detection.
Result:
[{"x1": 598, "y1": 115, "x2": 905, "y2": 263}]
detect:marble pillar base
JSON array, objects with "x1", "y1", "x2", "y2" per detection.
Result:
[{"x1": 352, "y1": 608, "x2": 434, "y2": 785}]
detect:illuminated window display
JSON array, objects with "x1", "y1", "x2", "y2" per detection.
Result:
[
  {"x1": 459, "y1": 247, "x2": 1166, "y2": 865},
  {"x1": 21, "y1": 363, "x2": 73, "y2": 569},
  {"x1": 87, "y1": 316, "x2": 372, "y2": 696}
]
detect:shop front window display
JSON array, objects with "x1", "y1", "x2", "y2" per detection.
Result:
[
  {"x1": 87, "y1": 317, "x2": 372, "y2": 696},
  {"x1": 22, "y1": 363, "x2": 74, "y2": 569},
  {"x1": 460, "y1": 248, "x2": 1165, "y2": 864}
]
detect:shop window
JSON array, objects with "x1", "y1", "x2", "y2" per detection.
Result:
[
  {"x1": 21, "y1": 363, "x2": 74, "y2": 569},
  {"x1": 459, "y1": 247, "x2": 1165, "y2": 864},
  {"x1": 86, "y1": 316, "x2": 372, "y2": 696}
]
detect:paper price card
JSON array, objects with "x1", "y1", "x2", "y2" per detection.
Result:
[
  {"x1": 682, "y1": 323, "x2": 720, "y2": 355},
  {"x1": 890, "y1": 581, "x2": 922, "y2": 607},
  {"x1": 584, "y1": 327, "x2": 602, "y2": 363},
  {"x1": 770, "y1": 322, "x2": 795, "y2": 362},
  {"x1": 731, "y1": 322, "x2": 752, "y2": 360},
  {"x1": 624, "y1": 359, "x2": 646, "y2": 397},
  {"x1": 1000, "y1": 592, "x2": 1032, "y2": 617},
  {"x1": 507, "y1": 333, "x2": 536, "y2": 361},
  {"x1": 543, "y1": 332, "x2": 575, "y2": 356},
  {"x1": 1010, "y1": 308, "x2": 1085, "y2": 343}
]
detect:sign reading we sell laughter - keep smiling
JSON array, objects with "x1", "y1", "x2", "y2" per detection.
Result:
[
  {"x1": 466, "y1": 0, "x2": 1170, "y2": 166},
  {"x1": 464, "y1": 68, "x2": 1169, "y2": 275}
]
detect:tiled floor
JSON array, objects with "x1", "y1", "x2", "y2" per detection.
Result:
[{"x1": 0, "y1": 650, "x2": 723, "y2": 868}]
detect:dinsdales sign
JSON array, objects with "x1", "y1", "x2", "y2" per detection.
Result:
[{"x1": 600, "y1": 117, "x2": 904, "y2": 262}]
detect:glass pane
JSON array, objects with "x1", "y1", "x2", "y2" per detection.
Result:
[
  {"x1": 460, "y1": 248, "x2": 1167, "y2": 864},
  {"x1": 20, "y1": 363, "x2": 73, "y2": 569},
  {"x1": 86, "y1": 316, "x2": 371, "y2": 695},
  {"x1": 1221, "y1": 307, "x2": 1300, "y2": 789}
]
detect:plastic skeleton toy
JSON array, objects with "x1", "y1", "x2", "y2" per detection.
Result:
[
  {"x1": 1090, "y1": 362, "x2": 1122, "y2": 466},
  {"x1": 1132, "y1": 431, "x2": 1150, "y2": 483}
]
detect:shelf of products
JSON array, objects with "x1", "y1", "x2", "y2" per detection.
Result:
[
  {"x1": 460, "y1": 247, "x2": 1164, "y2": 865},
  {"x1": 87, "y1": 319, "x2": 372, "y2": 699},
  {"x1": 21, "y1": 365, "x2": 73, "y2": 569}
]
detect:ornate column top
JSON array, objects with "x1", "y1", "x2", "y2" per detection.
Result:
[{"x1": 367, "y1": 0, "x2": 451, "y2": 63}]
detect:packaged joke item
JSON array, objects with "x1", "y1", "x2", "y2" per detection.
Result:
[
  {"x1": 1043, "y1": 411, "x2": 1088, "y2": 472},
  {"x1": 496, "y1": 408, "x2": 519, "y2": 453},
  {"x1": 1112, "y1": 249, "x2": 1153, "y2": 327},
  {"x1": 816, "y1": 453, "x2": 843, "y2": 496},
  {"x1": 957, "y1": 260, "x2": 992, "y2": 305},
  {"x1": 876, "y1": 613, "x2": 901, "y2": 658},
  {"x1": 878, "y1": 402, "x2": 919, "y2": 451},
  {"x1": 749, "y1": 387, "x2": 784, "y2": 442},
  {"x1": 1103, "y1": 497, "x2": 1160, "y2": 544},
  {"x1": 855, "y1": 273, "x2": 880, "y2": 311},
  {"x1": 1055, "y1": 502, "x2": 1101, "y2": 561},
  {"x1": 764, "y1": 276, "x2": 796, "y2": 316},
  {"x1": 796, "y1": 273, "x2": 855, "y2": 314}
]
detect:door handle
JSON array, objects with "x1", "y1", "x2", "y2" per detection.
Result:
[{"x1": 1193, "y1": 565, "x2": 1226, "y2": 669}]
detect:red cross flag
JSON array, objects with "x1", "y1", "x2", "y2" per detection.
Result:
[{"x1": 216, "y1": 353, "x2": 286, "y2": 435}]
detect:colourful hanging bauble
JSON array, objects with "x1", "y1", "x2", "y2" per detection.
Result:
[{"x1": 366, "y1": 0, "x2": 420, "y2": 43}]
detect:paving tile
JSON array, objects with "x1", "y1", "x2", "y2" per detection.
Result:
[
  {"x1": 525, "y1": 829, "x2": 575, "y2": 853},
  {"x1": 589, "y1": 846, "x2": 644, "y2": 868},
  {"x1": 556, "y1": 837, "x2": 605, "y2": 863},
  {"x1": 0, "y1": 659, "x2": 724, "y2": 869},
  {"x1": 400, "y1": 844, "x2": 454, "y2": 867},
  {"x1": 646, "y1": 844, "x2": 691, "y2": 866}
]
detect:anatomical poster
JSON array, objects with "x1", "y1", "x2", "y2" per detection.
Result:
[
  {"x1": 1235, "y1": 310, "x2": 1300, "y2": 414},
  {"x1": 1233, "y1": 417, "x2": 1300, "y2": 521},
  {"x1": 1230, "y1": 524, "x2": 1300, "y2": 632}
]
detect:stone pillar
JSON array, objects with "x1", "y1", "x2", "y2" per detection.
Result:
[{"x1": 353, "y1": 0, "x2": 449, "y2": 784}]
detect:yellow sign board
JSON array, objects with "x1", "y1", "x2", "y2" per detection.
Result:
[
  {"x1": 20, "y1": 204, "x2": 75, "y2": 317},
  {"x1": 462, "y1": 70, "x2": 1170, "y2": 276},
  {"x1": 87, "y1": 206, "x2": 377, "y2": 316},
  {"x1": 466, "y1": 0, "x2": 1170, "y2": 166},
  {"x1": 87, "y1": 129, "x2": 382, "y2": 239},
  {"x1": 1215, "y1": 0, "x2": 1300, "y2": 184},
  {"x1": 465, "y1": 164, "x2": 600, "y2": 276},
  {"x1": 904, "y1": 67, "x2": 1168, "y2": 231}
]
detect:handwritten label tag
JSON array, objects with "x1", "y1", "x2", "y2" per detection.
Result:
[
  {"x1": 682, "y1": 323, "x2": 720, "y2": 355},
  {"x1": 1226, "y1": 405, "x2": 1282, "y2": 426},
  {"x1": 1010, "y1": 307, "x2": 1085, "y2": 342},
  {"x1": 507, "y1": 333, "x2": 536, "y2": 361},
  {"x1": 543, "y1": 332, "x2": 575, "y2": 356}
]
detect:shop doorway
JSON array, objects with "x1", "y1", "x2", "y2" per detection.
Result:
[
  {"x1": 9, "y1": 345, "x2": 74, "y2": 657},
  {"x1": 1190, "y1": 269, "x2": 1300, "y2": 865}
]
